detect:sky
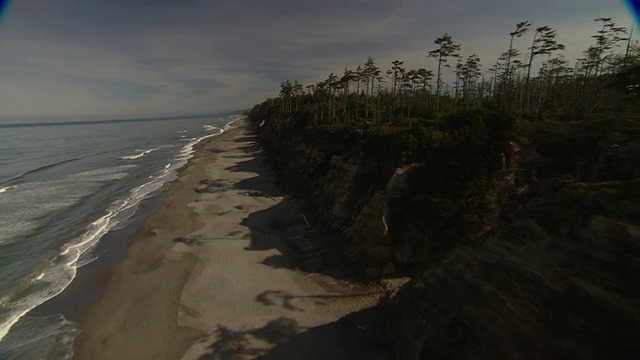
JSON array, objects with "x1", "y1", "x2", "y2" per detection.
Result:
[{"x1": 0, "y1": 0, "x2": 637, "y2": 119}]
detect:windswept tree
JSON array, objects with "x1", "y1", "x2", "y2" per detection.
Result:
[
  {"x1": 592, "y1": 18, "x2": 628, "y2": 75},
  {"x1": 292, "y1": 80, "x2": 303, "y2": 111},
  {"x1": 387, "y1": 60, "x2": 406, "y2": 119},
  {"x1": 457, "y1": 53, "x2": 483, "y2": 108},
  {"x1": 523, "y1": 26, "x2": 565, "y2": 111},
  {"x1": 428, "y1": 34, "x2": 461, "y2": 124},
  {"x1": 362, "y1": 57, "x2": 380, "y2": 121},
  {"x1": 535, "y1": 55, "x2": 570, "y2": 115},
  {"x1": 340, "y1": 68, "x2": 357, "y2": 122},
  {"x1": 501, "y1": 21, "x2": 530, "y2": 106},
  {"x1": 575, "y1": 18, "x2": 628, "y2": 114},
  {"x1": 414, "y1": 68, "x2": 433, "y2": 111},
  {"x1": 266, "y1": 16, "x2": 636, "y2": 127},
  {"x1": 279, "y1": 80, "x2": 293, "y2": 115}
]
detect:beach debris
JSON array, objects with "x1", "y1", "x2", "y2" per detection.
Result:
[
  {"x1": 195, "y1": 179, "x2": 227, "y2": 193},
  {"x1": 245, "y1": 190, "x2": 277, "y2": 200},
  {"x1": 250, "y1": 226, "x2": 271, "y2": 235},
  {"x1": 246, "y1": 190, "x2": 263, "y2": 196},
  {"x1": 301, "y1": 214, "x2": 311, "y2": 229},
  {"x1": 173, "y1": 235, "x2": 202, "y2": 246}
]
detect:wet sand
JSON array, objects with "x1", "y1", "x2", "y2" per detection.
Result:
[{"x1": 74, "y1": 120, "x2": 386, "y2": 360}]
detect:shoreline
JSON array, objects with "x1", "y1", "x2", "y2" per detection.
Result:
[{"x1": 74, "y1": 120, "x2": 385, "y2": 359}]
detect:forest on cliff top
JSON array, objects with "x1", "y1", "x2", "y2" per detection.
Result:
[{"x1": 249, "y1": 18, "x2": 639, "y2": 273}]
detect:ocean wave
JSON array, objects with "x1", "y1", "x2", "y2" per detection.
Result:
[
  {"x1": 223, "y1": 115, "x2": 244, "y2": 131},
  {"x1": 0, "y1": 186, "x2": 14, "y2": 194},
  {"x1": 121, "y1": 148, "x2": 160, "y2": 160},
  {"x1": 68, "y1": 165, "x2": 135, "y2": 182},
  {"x1": 6, "y1": 158, "x2": 82, "y2": 184},
  {"x1": 0, "y1": 187, "x2": 143, "y2": 342},
  {"x1": 0, "y1": 115, "x2": 239, "y2": 344},
  {"x1": 0, "y1": 313, "x2": 78, "y2": 360},
  {"x1": 202, "y1": 124, "x2": 220, "y2": 132},
  {"x1": 0, "y1": 166, "x2": 135, "y2": 246}
]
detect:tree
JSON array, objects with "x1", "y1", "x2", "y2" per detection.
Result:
[
  {"x1": 523, "y1": 26, "x2": 565, "y2": 111},
  {"x1": 340, "y1": 68, "x2": 357, "y2": 123},
  {"x1": 575, "y1": 19, "x2": 628, "y2": 115},
  {"x1": 363, "y1": 57, "x2": 380, "y2": 121},
  {"x1": 591, "y1": 18, "x2": 628, "y2": 76},
  {"x1": 501, "y1": 21, "x2": 530, "y2": 107},
  {"x1": 457, "y1": 53, "x2": 482, "y2": 108},
  {"x1": 292, "y1": 80, "x2": 303, "y2": 111},
  {"x1": 387, "y1": 60, "x2": 406, "y2": 120},
  {"x1": 279, "y1": 80, "x2": 293, "y2": 115},
  {"x1": 535, "y1": 55, "x2": 570, "y2": 115},
  {"x1": 428, "y1": 34, "x2": 461, "y2": 125}
]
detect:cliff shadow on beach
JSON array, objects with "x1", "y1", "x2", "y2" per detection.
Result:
[
  {"x1": 196, "y1": 306, "x2": 389, "y2": 360},
  {"x1": 225, "y1": 131, "x2": 367, "y2": 281},
  {"x1": 191, "y1": 127, "x2": 391, "y2": 359}
]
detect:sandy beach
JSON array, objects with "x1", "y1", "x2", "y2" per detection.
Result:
[{"x1": 73, "y1": 120, "x2": 388, "y2": 360}]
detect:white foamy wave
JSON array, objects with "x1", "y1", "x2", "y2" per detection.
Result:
[
  {"x1": 0, "y1": 220, "x2": 39, "y2": 246},
  {"x1": 0, "y1": 186, "x2": 14, "y2": 194},
  {"x1": 202, "y1": 124, "x2": 218, "y2": 131},
  {"x1": 68, "y1": 165, "x2": 134, "y2": 182},
  {"x1": 176, "y1": 130, "x2": 187, "y2": 134},
  {"x1": 0, "y1": 209, "x2": 116, "y2": 342},
  {"x1": 0, "y1": 191, "x2": 147, "y2": 340},
  {"x1": 0, "y1": 166, "x2": 134, "y2": 246},
  {"x1": 0, "y1": 118, "x2": 237, "y2": 343},
  {"x1": 223, "y1": 115, "x2": 244, "y2": 131},
  {"x1": 0, "y1": 314, "x2": 79, "y2": 360},
  {"x1": 121, "y1": 148, "x2": 160, "y2": 160}
]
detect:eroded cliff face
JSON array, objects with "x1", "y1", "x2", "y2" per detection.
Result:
[
  {"x1": 306, "y1": 149, "x2": 398, "y2": 276},
  {"x1": 249, "y1": 121, "x2": 523, "y2": 277},
  {"x1": 248, "y1": 106, "x2": 640, "y2": 357},
  {"x1": 387, "y1": 215, "x2": 640, "y2": 359}
]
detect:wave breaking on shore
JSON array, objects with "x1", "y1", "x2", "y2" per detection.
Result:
[{"x1": 0, "y1": 116, "x2": 244, "y2": 349}]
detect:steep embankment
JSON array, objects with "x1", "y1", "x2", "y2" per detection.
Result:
[
  {"x1": 249, "y1": 104, "x2": 526, "y2": 276},
  {"x1": 388, "y1": 181, "x2": 640, "y2": 359},
  {"x1": 248, "y1": 102, "x2": 640, "y2": 358}
]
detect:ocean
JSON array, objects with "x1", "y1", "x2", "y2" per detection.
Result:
[{"x1": 0, "y1": 112, "x2": 243, "y2": 359}]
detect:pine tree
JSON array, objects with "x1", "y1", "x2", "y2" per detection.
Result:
[{"x1": 428, "y1": 34, "x2": 461, "y2": 125}]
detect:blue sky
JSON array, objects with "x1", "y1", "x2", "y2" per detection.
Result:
[{"x1": 0, "y1": 0, "x2": 637, "y2": 119}]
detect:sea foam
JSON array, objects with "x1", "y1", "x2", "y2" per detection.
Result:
[{"x1": 121, "y1": 148, "x2": 159, "y2": 160}]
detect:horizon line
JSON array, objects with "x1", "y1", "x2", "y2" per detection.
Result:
[{"x1": 0, "y1": 110, "x2": 248, "y2": 129}]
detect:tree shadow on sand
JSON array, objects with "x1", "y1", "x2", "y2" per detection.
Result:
[
  {"x1": 198, "y1": 317, "x2": 303, "y2": 360},
  {"x1": 259, "y1": 306, "x2": 390, "y2": 360},
  {"x1": 196, "y1": 306, "x2": 389, "y2": 360},
  {"x1": 254, "y1": 290, "x2": 379, "y2": 313}
]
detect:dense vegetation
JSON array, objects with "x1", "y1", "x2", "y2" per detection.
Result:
[
  {"x1": 263, "y1": 18, "x2": 638, "y2": 126},
  {"x1": 248, "y1": 18, "x2": 640, "y2": 275}
]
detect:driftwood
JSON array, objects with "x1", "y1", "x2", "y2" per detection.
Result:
[
  {"x1": 301, "y1": 214, "x2": 311, "y2": 229},
  {"x1": 245, "y1": 190, "x2": 277, "y2": 200}
]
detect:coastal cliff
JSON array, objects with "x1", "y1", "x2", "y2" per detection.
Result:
[
  {"x1": 387, "y1": 189, "x2": 640, "y2": 359},
  {"x1": 248, "y1": 101, "x2": 640, "y2": 358}
]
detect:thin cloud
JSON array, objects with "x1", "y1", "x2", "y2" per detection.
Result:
[{"x1": 0, "y1": 0, "x2": 635, "y2": 118}]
